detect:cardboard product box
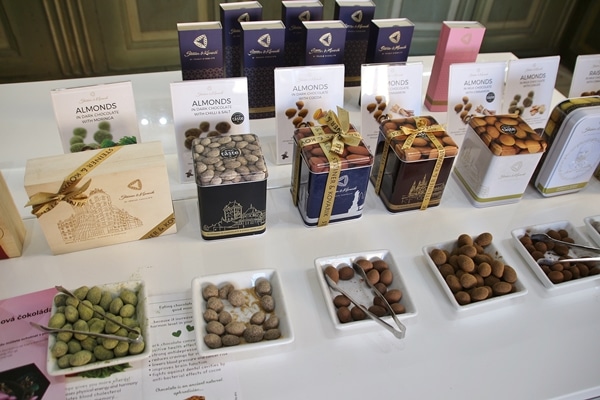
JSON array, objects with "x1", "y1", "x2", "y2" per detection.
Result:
[
  {"x1": 360, "y1": 62, "x2": 423, "y2": 154},
  {"x1": 301, "y1": 20, "x2": 347, "y2": 66},
  {"x1": 291, "y1": 108, "x2": 373, "y2": 226},
  {"x1": 282, "y1": 0, "x2": 324, "y2": 67},
  {"x1": 569, "y1": 54, "x2": 600, "y2": 98},
  {"x1": 51, "y1": 81, "x2": 141, "y2": 154},
  {"x1": 424, "y1": 21, "x2": 486, "y2": 112},
  {"x1": 502, "y1": 56, "x2": 561, "y2": 132},
  {"x1": 370, "y1": 116, "x2": 458, "y2": 212},
  {"x1": 446, "y1": 61, "x2": 507, "y2": 138},
  {"x1": 274, "y1": 64, "x2": 345, "y2": 165},
  {"x1": 192, "y1": 134, "x2": 268, "y2": 240},
  {"x1": 177, "y1": 22, "x2": 224, "y2": 80},
  {"x1": 170, "y1": 77, "x2": 250, "y2": 183},
  {"x1": 533, "y1": 96, "x2": 600, "y2": 196},
  {"x1": 453, "y1": 115, "x2": 547, "y2": 207},
  {"x1": 365, "y1": 18, "x2": 414, "y2": 64},
  {"x1": 334, "y1": 0, "x2": 376, "y2": 87},
  {"x1": 220, "y1": 1, "x2": 263, "y2": 78},
  {"x1": 240, "y1": 20, "x2": 286, "y2": 119},
  {"x1": 24, "y1": 142, "x2": 176, "y2": 254},
  {"x1": 0, "y1": 171, "x2": 26, "y2": 259}
]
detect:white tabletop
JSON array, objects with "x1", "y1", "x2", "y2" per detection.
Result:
[{"x1": 1, "y1": 53, "x2": 600, "y2": 400}]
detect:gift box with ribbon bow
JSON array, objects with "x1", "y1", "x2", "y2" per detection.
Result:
[
  {"x1": 24, "y1": 142, "x2": 176, "y2": 254},
  {"x1": 291, "y1": 107, "x2": 373, "y2": 226},
  {"x1": 370, "y1": 116, "x2": 458, "y2": 212}
]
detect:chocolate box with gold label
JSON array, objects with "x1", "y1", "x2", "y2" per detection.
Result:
[
  {"x1": 453, "y1": 114, "x2": 546, "y2": 207},
  {"x1": 24, "y1": 142, "x2": 176, "y2": 254},
  {"x1": 192, "y1": 133, "x2": 268, "y2": 240},
  {"x1": 371, "y1": 116, "x2": 458, "y2": 212},
  {"x1": 291, "y1": 108, "x2": 373, "y2": 226}
]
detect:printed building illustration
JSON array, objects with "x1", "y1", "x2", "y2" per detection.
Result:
[
  {"x1": 57, "y1": 189, "x2": 143, "y2": 243},
  {"x1": 204, "y1": 201, "x2": 266, "y2": 232},
  {"x1": 401, "y1": 174, "x2": 445, "y2": 204}
]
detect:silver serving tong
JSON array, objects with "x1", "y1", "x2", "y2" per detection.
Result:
[
  {"x1": 30, "y1": 285, "x2": 143, "y2": 344},
  {"x1": 30, "y1": 321, "x2": 144, "y2": 344},
  {"x1": 536, "y1": 256, "x2": 600, "y2": 266},
  {"x1": 324, "y1": 271, "x2": 405, "y2": 339},
  {"x1": 531, "y1": 233, "x2": 600, "y2": 253},
  {"x1": 531, "y1": 233, "x2": 600, "y2": 266},
  {"x1": 352, "y1": 263, "x2": 406, "y2": 339}
]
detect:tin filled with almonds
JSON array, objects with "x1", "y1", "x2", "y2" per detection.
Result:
[
  {"x1": 291, "y1": 107, "x2": 373, "y2": 226},
  {"x1": 453, "y1": 114, "x2": 547, "y2": 207},
  {"x1": 370, "y1": 116, "x2": 458, "y2": 212},
  {"x1": 192, "y1": 133, "x2": 268, "y2": 239}
]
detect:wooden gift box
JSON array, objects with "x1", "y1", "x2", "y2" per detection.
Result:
[
  {"x1": 24, "y1": 142, "x2": 176, "y2": 254},
  {"x1": 0, "y1": 171, "x2": 26, "y2": 259}
]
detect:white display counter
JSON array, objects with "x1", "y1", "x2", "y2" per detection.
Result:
[{"x1": 1, "y1": 53, "x2": 599, "y2": 400}]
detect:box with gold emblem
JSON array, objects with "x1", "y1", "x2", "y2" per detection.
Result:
[
  {"x1": 291, "y1": 108, "x2": 373, "y2": 226},
  {"x1": 24, "y1": 141, "x2": 176, "y2": 254},
  {"x1": 371, "y1": 116, "x2": 458, "y2": 212},
  {"x1": 453, "y1": 114, "x2": 546, "y2": 207},
  {"x1": 0, "y1": 171, "x2": 26, "y2": 259}
]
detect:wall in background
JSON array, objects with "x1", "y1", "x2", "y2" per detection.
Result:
[{"x1": 0, "y1": 0, "x2": 597, "y2": 84}]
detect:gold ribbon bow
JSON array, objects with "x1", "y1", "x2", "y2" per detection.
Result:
[
  {"x1": 26, "y1": 178, "x2": 91, "y2": 218},
  {"x1": 374, "y1": 117, "x2": 446, "y2": 210},
  {"x1": 25, "y1": 147, "x2": 122, "y2": 218},
  {"x1": 291, "y1": 107, "x2": 363, "y2": 226}
]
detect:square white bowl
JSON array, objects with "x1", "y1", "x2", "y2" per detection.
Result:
[
  {"x1": 584, "y1": 215, "x2": 600, "y2": 247},
  {"x1": 46, "y1": 280, "x2": 150, "y2": 376},
  {"x1": 191, "y1": 269, "x2": 294, "y2": 357},
  {"x1": 314, "y1": 250, "x2": 417, "y2": 335},
  {"x1": 422, "y1": 237, "x2": 527, "y2": 314},
  {"x1": 511, "y1": 220, "x2": 600, "y2": 293}
]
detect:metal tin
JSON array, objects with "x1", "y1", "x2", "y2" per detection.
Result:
[
  {"x1": 192, "y1": 134, "x2": 267, "y2": 239},
  {"x1": 371, "y1": 116, "x2": 458, "y2": 212},
  {"x1": 453, "y1": 114, "x2": 546, "y2": 207},
  {"x1": 291, "y1": 124, "x2": 373, "y2": 226},
  {"x1": 533, "y1": 96, "x2": 600, "y2": 196}
]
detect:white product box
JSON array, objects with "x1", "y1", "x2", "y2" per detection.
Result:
[
  {"x1": 360, "y1": 62, "x2": 423, "y2": 154},
  {"x1": 568, "y1": 54, "x2": 600, "y2": 98},
  {"x1": 447, "y1": 61, "x2": 506, "y2": 139},
  {"x1": 274, "y1": 64, "x2": 345, "y2": 164},
  {"x1": 170, "y1": 77, "x2": 250, "y2": 182},
  {"x1": 51, "y1": 81, "x2": 141, "y2": 154},
  {"x1": 502, "y1": 56, "x2": 560, "y2": 132}
]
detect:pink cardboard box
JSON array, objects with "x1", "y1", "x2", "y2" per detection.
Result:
[{"x1": 424, "y1": 21, "x2": 486, "y2": 112}]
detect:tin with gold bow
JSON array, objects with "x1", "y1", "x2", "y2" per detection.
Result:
[
  {"x1": 291, "y1": 107, "x2": 373, "y2": 227},
  {"x1": 370, "y1": 116, "x2": 458, "y2": 212},
  {"x1": 23, "y1": 142, "x2": 176, "y2": 254}
]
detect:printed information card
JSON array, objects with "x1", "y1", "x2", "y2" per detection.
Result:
[
  {"x1": 568, "y1": 54, "x2": 600, "y2": 98},
  {"x1": 360, "y1": 62, "x2": 423, "y2": 153},
  {"x1": 502, "y1": 56, "x2": 560, "y2": 132},
  {"x1": 0, "y1": 288, "x2": 66, "y2": 400},
  {"x1": 447, "y1": 61, "x2": 506, "y2": 139},
  {"x1": 51, "y1": 81, "x2": 141, "y2": 154},
  {"x1": 274, "y1": 64, "x2": 345, "y2": 164}
]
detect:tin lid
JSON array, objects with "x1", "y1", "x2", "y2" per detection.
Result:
[
  {"x1": 293, "y1": 124, "x2": 373, "y2": 173},
  {"x1": 537, "y1": 106, "x2": 600, "y2": 187},
  {"x1": 468, "y1": 114, "x2": 546, "y2": 156},
  {"x1": 192, "y1": 134, "x2": 268, "y2": 187},
  {"x1": 380, "y1": 116, "x2": 458, "y2": 162}
]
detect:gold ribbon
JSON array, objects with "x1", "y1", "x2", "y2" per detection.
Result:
[
  {"x1": 374, "y1": 117, "x2": 445, "y2": 210},
  {"x1": 291, "y1": 107, "x2": 362, "y2": 226},
  {"x1": 26, "y1": 147, "x2": 122, "y2": 218}
]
